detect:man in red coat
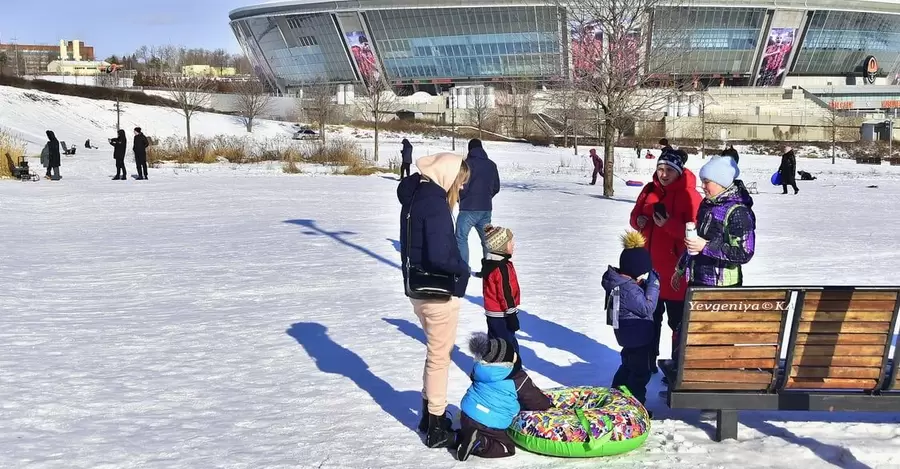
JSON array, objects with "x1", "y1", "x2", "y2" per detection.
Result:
[{"x1": 629, "y1": 150, "x2": 701, "y2": 372}]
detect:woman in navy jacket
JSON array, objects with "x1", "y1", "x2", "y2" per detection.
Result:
[{"x1": 398, "y1": 152, "x2": 471, "y2": 449}]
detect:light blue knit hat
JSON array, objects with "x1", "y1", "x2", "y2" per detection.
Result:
[{"x1": 699, "y1": 156, "x2": 740, "y2": 188}]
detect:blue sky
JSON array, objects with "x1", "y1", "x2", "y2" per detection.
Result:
[{"x1": 0, "y1": 0, "x2": 255, "y2": 57}]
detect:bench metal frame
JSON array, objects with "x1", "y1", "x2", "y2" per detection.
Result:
[{"x1": 662, "y1": 285, "x2": 900, "y2": 441}]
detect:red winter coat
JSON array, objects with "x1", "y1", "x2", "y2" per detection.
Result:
[
  {"x1": 629, "y1": 169, "x2": 702, "y2": 301},
  {"x1": 482, "y1": 256, "x2": 520, "y2": 314}
]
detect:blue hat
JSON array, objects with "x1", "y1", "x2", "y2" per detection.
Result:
[
  {"x1": 699, "y1": 156, "x2": 740, "y2": 188},
  {"x1": 657, "y1": 150, "x2": 684, "y2": 175}
]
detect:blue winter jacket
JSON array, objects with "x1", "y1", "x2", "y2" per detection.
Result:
[
  {"x1": 601, "y1": 266, "x2": 660, "y2": 348},
  {"x1": 459, "y1": 147, "x2": 500, "y2": 212},
  {"x1": 398, "y1": 173, "x2": 470, "y2": 297},
  {"x1": 460, "y1": 361, "x2": 520, "y2": 429}
]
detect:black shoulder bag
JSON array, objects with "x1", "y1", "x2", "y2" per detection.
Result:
[{"x1": 404, "y1": 181, "x2": 457, "y2": 300}]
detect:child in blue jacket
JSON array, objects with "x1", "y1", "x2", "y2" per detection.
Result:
[
  {"x1": 602, "y1": 231, "x2": 660, "y2": 409},
  {"x1": 456, "y1": 333, "x2": 552, "y2": 461}
]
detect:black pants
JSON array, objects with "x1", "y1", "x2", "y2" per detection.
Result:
[
  {"x1": 136, "y1": 157, "x2": 148, "y2": 179},
  {"x1": 653, "y1": 300, "x2": 685, "y2": 363},
  {"x1": 782, "y1": 181, "x2": 798, "y2": 193},
  {"x1": 400, "y1": 162, "x2": 411, "y2": 178},
  {"x1": 459, "y1": 412, "x2": 516, "y2": 458},
  {"x1": 612, "y1": 345, "x2": 654, "y2": 404},
  {"x1": 486, "y1": 316, "x2": 519, "y2": 353},
  {"x1": 590, "y1": 168, "x2": 603, "y2": 185},
  {"x1": 115, "y1": 157, "x2": 126, "y2": 178}
]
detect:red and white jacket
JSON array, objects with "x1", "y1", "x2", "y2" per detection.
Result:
[{"x1": 481, "y1": 254, "x2": 520, "y2": 316}]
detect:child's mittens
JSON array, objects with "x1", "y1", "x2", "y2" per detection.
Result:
[{"x1": 506, "y1": 311, "x2": 520, "y2": 332}]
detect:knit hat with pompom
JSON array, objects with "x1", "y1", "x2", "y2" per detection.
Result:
[
  {"x1": 619, "y1": 231, "x2": 652, "y2": 279},
  {"x1": 469, "y1": 332, "x2": 516, "y2": 363}
]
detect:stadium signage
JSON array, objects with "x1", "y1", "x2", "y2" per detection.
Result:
[{"x1": 865, "y1": 56, "x2": 878, "y2": 84}]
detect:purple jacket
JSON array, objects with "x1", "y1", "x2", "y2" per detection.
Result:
[
  {"x1": 677, "y1": 180, "x2": 756, "y2": 287},
  {"x1": 601, "y1": 267, "x2": 660, "y2": 348}
]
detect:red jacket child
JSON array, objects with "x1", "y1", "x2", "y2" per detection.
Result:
[{"x1": 480, "y1": 226, "x2": 521, "y2": 338}]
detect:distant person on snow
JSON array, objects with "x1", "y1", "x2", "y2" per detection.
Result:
[
  {"x1": 480, "y1": 225, "x2": 521, "y2": 352},
  {"x1": 44, "y1": 130, "x2": 61, "y2": 181},
  {"x1": 110, "y1": 129, "x2": 128, "y2": 180},
  {"x1": 779, "y1": 147, "x2": 798, "y2": 194},
  {"x1": 722, "y1": 144, "x2": 740, "y2": 164},
  {"x1": 133, "y1": 127, "x2": 150, "y2": 180},
  {"x1": 589, "y1": 148, "x2": 604, "y2": 185},
  {"x1": 400, "y1": 138, "x2": 413, "y2": 178},
  {"x1": 457, "y1": 139, "x2": 500, "y2": 276},
  {"x1": 602, "y1": 231, "x2": 660, "y2": 409},
  {"x1": 455, "y1": 334, "x2": 552, "y2": 461}
]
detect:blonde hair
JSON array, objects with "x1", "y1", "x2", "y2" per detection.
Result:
[{"x1": 447, "y1": 159, "x2": 470, "y2": 210}]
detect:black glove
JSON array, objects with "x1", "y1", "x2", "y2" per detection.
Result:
[{"x1": 505, "y1": 311, "x2": 520, "y2": 332}]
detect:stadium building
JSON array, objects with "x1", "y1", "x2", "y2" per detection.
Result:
[{"x1": 229, "y1": 0, "x2": 900, "y2": 92}]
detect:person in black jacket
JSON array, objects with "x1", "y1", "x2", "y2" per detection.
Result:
[
  {"x1": 457, "y1": 139, "x2": 500, "y2": 275},
  {"x1": 398, "y1": 152, "x2": 471, "y2": 449},
  {"x1": 779, "y1": 147, "x2": 798, "y2": 194},
  {"x1": 45, "y1": 130, "x2": 61, "y2": 181},
  {"x1": 400, "y1": 138, "x2": 413, "y2": 178},
  {"x1": 133, "y1": 127, "x2": 150, "y2": 180},
  {"x1": 722, "y1": 145, "x2": 739, "y2": 164},
  {"x1": 110, "y1": 129, "x2": 128, "y2": 180}
]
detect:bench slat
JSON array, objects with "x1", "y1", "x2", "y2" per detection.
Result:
[
  {"x1": 799, "y1": 311, "x2": 895, "y2": 322},
  {"x1": 687, "y1": 333, "x2": 780, "y2": 345},
  {"x1": 688, "y1": 322, "x2": 782, "y2": 333},
  {"x1": 690, "y1": 290, "x2": 790, "y2": 301},
  {"x1": 794, "y1": 344, "x2": 885, "y2": 356},
  {"x1": 803, "y1": 291, "x2": 898, "y2": 301},
  {"x1": 786, "y1": 378, "x2": 879, "y2": 389},
  {"x1": 682, "y1": 369, "x2": 772, "y2": 384},
  {"x1": 790, "y1": 366, "x2": 882, "y2": 380},
  {"x1": 688, "y1": 300, "x2": 788, "y2": 312},
  {"x1": 802, "y1": 299, "x2": 897, "y2": 312},
  {"x1": 689, "y1": 311, "x2": 784, "y2": 322},
  {"x1": 796, "y1": 321, "x2": 893, "y2": 334},
  {"x1": 790, "y1": 355, "x2": 885, "y2": 367},
  {"x1": 683, "y1": 358, "x2": 777, "y2": 369},
  {"x1": 795, "y1": 333, "x2": 889, "y2": 346},
  {"x1": 679, "y1": 381, "x2": 771, "y2": 391},
  {"x1": 683, "y1": 345, "x2": 777, "y2": 360}
]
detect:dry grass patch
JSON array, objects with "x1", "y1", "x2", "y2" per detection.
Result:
[{"x1": 1, "y1": 128, "x2": 26, "y2": 179}]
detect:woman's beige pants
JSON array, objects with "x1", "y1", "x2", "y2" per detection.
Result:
[{"x1": 410, "y1": 296, "x2": 461, "y2": 416}]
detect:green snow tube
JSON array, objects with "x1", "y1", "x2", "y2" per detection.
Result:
[{"x1": 507, "y1": 386, "x2": 651, "y2": 458}]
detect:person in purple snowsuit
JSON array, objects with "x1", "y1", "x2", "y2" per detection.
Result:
[{"x1": 674, "y1": 155, "x2": 755, "y2": 289}]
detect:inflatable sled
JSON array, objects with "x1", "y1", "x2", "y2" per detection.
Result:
[
  {"x1": 508, "y1": 386, "x2": 651, "y2": 458},
  {"x1": 625, "y1": 180, "x2": 643, "y2": 187},
  {"x1": 771, "y1": 171, "x2": 782, "y2": 185}
]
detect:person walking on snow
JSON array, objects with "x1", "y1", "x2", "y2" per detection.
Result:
[
  {"x1": 589, "y1": 148, "x2": 604, "y2": 185},
  {"x1": 133, "y1": 127, "x2": 150, "y2": 180},
  {"x1": 44, "y1": 130, "x2": 61, "y2": 181},
  {"x1": 110, "y1": 129, "x2": 128, "y2": 180},
  {"x1": 400, "y1": 138, "x2": 413, "y2": 178},
  {"x1": 629, "y1": 150, "x2": 701, "y2": 374},
  {"x1": 397, "y1": 152, "x2": 472, "y2": 449},
  {"x1": 457, "y1": 138, "x2": 500, "y2": 277},
  {"x1": 779, "y1": 147, "x2": 798, "y2": 194}
]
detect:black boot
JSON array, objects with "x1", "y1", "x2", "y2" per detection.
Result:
[
  {"x1": 425, "y1": 413, "x2": 456, "y2": 448},
  {"x1": 417, "y1": 398, "x2": 428, "y2": 433},
  {"x1": 456, "y1": 429, "x2": 485, "y2": 461}
]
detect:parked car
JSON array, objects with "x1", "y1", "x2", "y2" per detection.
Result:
[{"x1": 292, "y1": 128, "x2": 319, "y2": 140}]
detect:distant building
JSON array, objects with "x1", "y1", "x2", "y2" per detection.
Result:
[
  {"x1": 47, "y1": 60, "x2": 112, "y2": 76},
  {"x1": 182, "y1": 65, "x2": 237, "y2": 77},
  {"x1": 0, "y1": 39, "x2": 95, "y2": 75}
]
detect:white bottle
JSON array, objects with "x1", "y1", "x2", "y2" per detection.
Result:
[{"x1": 685, "y1": 222, "x2": 698, "y2": 255}]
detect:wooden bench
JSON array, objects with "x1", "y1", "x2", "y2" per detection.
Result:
[
  {"x1": 855, "y1": 156, "x2": 882, "y2": 165},
  {"x1": 661, "y1": 286, "x2": 900, "y2": 441}
]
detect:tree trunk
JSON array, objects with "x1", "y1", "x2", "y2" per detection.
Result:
[
  {"x1": 563, "y1": 118, "x2": 569, "y2": 148},
  {"x1": 374, "y1": 119, "x2": 379, "y2": 162},
  {"x1": 246, "y1": 117, "x2": 253, "y2": 133},
  {"x1": 186, "y1": 116, "x2": 192, "y2": 148},
  {"x1": 603, "y1": 118, "x2": 615, "y2": 197},
  {"x1": 320, "y1": 122, "x2": 326, "y2": 144}
]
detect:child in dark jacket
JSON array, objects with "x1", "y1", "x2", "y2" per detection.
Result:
[
  {"x1": 480, "y1": 225, "x2": 521, "y2": 352},
  {"x1": 456, "y1": 333, "x2": 552, "y2": 461},
  {"x1": 602, "y1": 231, "x2": 660, "y2": 408}
]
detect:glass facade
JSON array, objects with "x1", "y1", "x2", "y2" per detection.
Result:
[
  {"x1": 651, "y1": 7, "x2": 767, "y2": 75},
  {"x1": 792, "y1": 11, "x2": 900, "y2": 77},
  {"x1": 364, "y1": 7, "x2": 562, "y2": 81}
]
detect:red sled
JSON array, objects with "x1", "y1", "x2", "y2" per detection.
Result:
[{"x1": 626, "y1": 180, "x2": 643, "y2": 187}]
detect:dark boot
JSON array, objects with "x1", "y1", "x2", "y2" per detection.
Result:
[
  {"x1": 425, "y1": 413, "x2": 456, "y2": 448},
  {"x1": 417, "y1": 398, "x2": 428, "y2": 433},
  {"x1": 457, "y1": 429, "x2": 485, "y2": 461}
]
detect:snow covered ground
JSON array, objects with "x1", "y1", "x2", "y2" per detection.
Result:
[{"x1": 2, "y1": 86, "x2": 900, "y2": 468}]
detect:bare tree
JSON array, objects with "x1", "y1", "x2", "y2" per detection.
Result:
[
  {"x1": 357, "y1": 75, "x2": 399, "y2": 162},
  {"x1": 162, "y1": 76, "x2": 214, "y2": 147},
  {"x1": 0, "y1": 53, "x2": 8, "y2": 76},
  {"x1": 302, "y1": 79, "x2": 338, "y2": 143},
  {"x1": 562, "y1": 0, "x2": 690, "y2": 196},
  {"x1": 548, "y1": 81, "x2": 584, "y2": 152},
  {"x1": 235, "y1": 79, "x2": 272, "y2": 132},
  {"x1": 467, "y1": 87, "x2": 493, "y2": 139},
  {"x1": 822, "y1": 101, "x2": 859, "y2": 164}
]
